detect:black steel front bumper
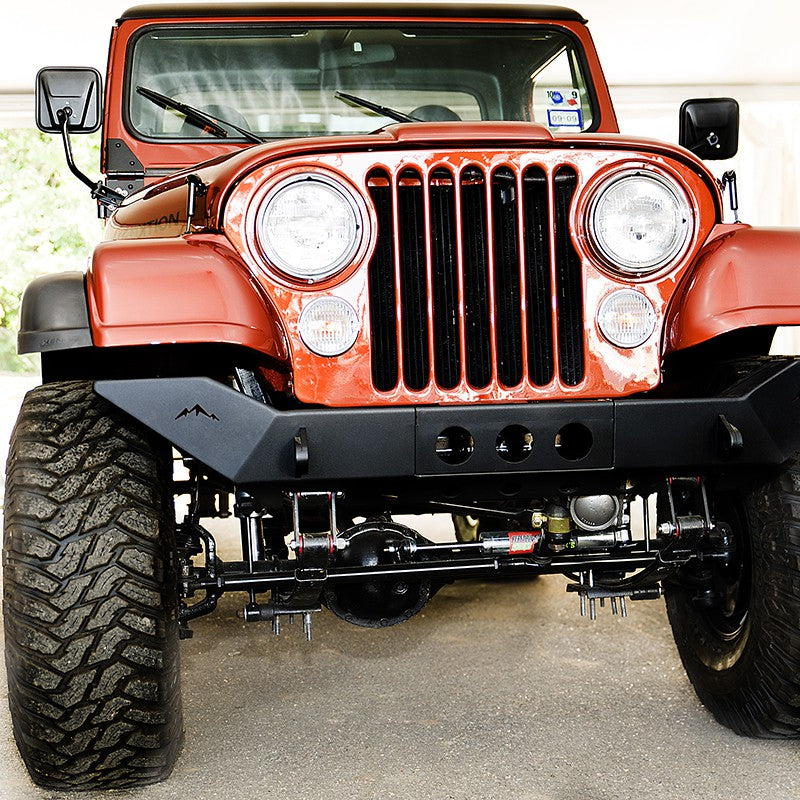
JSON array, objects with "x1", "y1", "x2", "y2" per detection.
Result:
[{"x1": 95, "y1": 358, "x2": 800, "y2": 487}]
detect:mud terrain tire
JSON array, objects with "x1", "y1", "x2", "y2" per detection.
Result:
[
  {"x1": 3, "y1": 381, "x2": 182, "y2": 788},
  {"x1": 665, "y1": 460, "x2": 800, "y2": 737}
]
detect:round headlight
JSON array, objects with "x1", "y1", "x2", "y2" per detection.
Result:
[
  {"x1": 589, "y1": 171, "x2": 691, "y2": 274},
  {"x1": 597, "y1": 290, "x2": 656, "y2": 348},
  {"x1": 298, "y1": 297, "x2": 360, "y2": 356},
  {"x1": 257, "y1": 174, "x2": 363, "y2": 282}
]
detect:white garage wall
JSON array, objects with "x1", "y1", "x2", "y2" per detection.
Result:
[
  {"x1": 2, "y1": 0, "x2": 799, "y2": 226},
  {"x1": 614, "y1": 84, "x2": 800, "y2": 227},
  {"x1": 4, "y1": 0, "x2": 800, "y2": 88}
]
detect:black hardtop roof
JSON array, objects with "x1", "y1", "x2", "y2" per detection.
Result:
[{"x1": 119, "y1": 2, "x2": 586, "y2": 24}]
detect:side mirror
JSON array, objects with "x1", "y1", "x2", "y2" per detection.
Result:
[
  {"x1": 35, "y1": 67, "x2": 102, "y2": 133},
  {"x1": 679, "y1": 98, "x2": 739, "y2": 160},
  {"x1": 34, "y1": 67, "x2": 122, "y2": 212}
]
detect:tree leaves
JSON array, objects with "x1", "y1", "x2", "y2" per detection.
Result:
[{"x1": 0, "y1": 130, "x2": 103, "y2": 372}]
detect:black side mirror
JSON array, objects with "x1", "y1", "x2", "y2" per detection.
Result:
[
  {"x1": 35, "y1": 67, "x2": 102, "y2": 133},
  {"x1": 679, "y1": 98, "x2": 739, "y2": 160},
  {"x1": 34, "y1": 66, "x2": 122, "y2": 212}
]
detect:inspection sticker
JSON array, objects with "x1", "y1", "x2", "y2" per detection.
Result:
[
  {"x1": 547, "y1": 108, "x2": 583, "y2": 129},
  {"x1": 546, "y1": 88, "x2": 580, "y2": 106}
]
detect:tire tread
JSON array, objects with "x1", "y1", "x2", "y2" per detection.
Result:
[
  {"x1": 3, "y1": 381, "x2": 183, "y2": 789},
  {"x1": 666, "y1": 456, "x2": 800, "y2": 738}
]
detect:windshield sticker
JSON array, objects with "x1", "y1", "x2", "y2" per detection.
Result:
[
  {"x1": 546, "y1": 88, "x2": 580, "y2": 108},
  {"x1": 547, "y1": 108, "x2": 583, "y2": 129},
  {"x1": 544, "y1": 88, "x2": 583, "y2": 128}
]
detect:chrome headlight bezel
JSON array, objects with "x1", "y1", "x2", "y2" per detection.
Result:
[
  {"x1": 586, "y1": 168, "x2": 693, "y2": 276},
  {"x1": 254, "y1": 171, "x2": 366, "y2": 284}
]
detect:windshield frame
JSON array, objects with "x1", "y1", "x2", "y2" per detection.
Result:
[{"x1": 121, "y1": 21, "x2": 603, "y2": 143}]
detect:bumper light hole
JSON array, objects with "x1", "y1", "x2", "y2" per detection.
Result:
[
  {"x1": 555, "y1": 423, "x2": 593, "y2": 461},
  {"x1": 436, "y1": 426, "x2": 474, "y2": 465},
  {"x1": 496, "y1": 425, "x2": 533, "y2": 463}
]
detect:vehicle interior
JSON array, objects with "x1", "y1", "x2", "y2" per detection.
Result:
[{"x1": 127, "y1": 25, "x2": 595, "y2": 138}]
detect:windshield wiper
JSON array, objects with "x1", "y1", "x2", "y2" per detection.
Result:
[
  {"x1": 334, "y1": 91, "x2": 419, "y2": 124},
  {"x1": 136, "y1": 86, "x2": 264, "y2": 144}
]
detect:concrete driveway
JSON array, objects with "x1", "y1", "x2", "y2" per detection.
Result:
[{"x1": 1, "y1": 376, "x2": 797, "y2": 800}]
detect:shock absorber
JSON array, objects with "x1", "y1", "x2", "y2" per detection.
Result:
[{"x1": 481, "y1": 530, "x2": 543, "y2": 554}]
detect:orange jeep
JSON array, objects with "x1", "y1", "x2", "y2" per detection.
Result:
[{"x1": 5, "y1": 2, "x2": 800, "y2": 789}]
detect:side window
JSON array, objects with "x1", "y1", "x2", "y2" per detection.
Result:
[{"x1": 531, "y1": 48, "x2": 593, "y2": 131}]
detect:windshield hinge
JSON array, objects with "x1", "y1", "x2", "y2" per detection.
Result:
[
  {"x1": 105, "y1": 138, "x2": 144, "y2": 175},
  {"x1": 101, "y1": 139, "x2": 147, "y2": 217}
]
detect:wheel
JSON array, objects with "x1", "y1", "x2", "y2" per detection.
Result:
[
  {"x1": 664, "y1": 463, "x2": 800, "y2": 737},
  {"x1": 3, "y1": 381, "x2": 183, "y2": 788}
]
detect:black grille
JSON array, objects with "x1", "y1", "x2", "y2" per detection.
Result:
[
  {"x1": 429, "y1": 169, "x2": 461, "y2": 389},
  {"x1": 553, "y1": 167, "x2": 584, "y2": 386},
  {"x1": 522, "y1": 166, "x2": 554, "y2": 386},
  {"x1": 367, "y1": 162, "x2": 584, "y2": 392},
  {"x1": 367, "y1": 171, "x2": 398, "y2": 392},
  {"x1": 397, "y1": 169, "x2": 429, "y2": 391},
  {"x1": 491, "y1": 168, "x2": 524, "y2": 387},
  {"x1": 460, "y1": 167, "x2": 492, "y2": 389}
]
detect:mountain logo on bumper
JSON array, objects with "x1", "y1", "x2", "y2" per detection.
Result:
[{"x1": 175, "y1": 404, "x2": 219, "y2": 421}]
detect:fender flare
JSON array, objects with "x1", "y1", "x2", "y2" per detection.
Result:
[
  {"x1": 86, "y1": 234, "x2": 288, "y2": 361},
  {"x1": 18, "y1": 272, "x2": 92, "y2": 354},
  {"x1": 665, "y1": 226, "x2": 800, "y2": 354}
]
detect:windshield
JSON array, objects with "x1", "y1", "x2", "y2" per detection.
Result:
[{"x1": 127, "y1": 25, "x2": 596, "y2": 140}]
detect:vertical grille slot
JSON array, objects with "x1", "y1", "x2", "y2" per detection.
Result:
[
  {"x1": 429, "y1": 168, "x2": 461, "y2": 389},
  {"x1": 367, "y1": 156, "x2": 586, "y2": 397},
  {"x1": 553, "y1": 166, "x2": 585, "y2": 386},
  {"x1": 366, "y1": 170, "x2": 398, "y2": 392},
  {"x1": 397, "y1": 169, "x2": 429, "y2": 391},
  {"x1": 491, "y1": 167, "x2": 523, "y2": 388},
  {"x1": 460, "y1": 166, "x2": 492, "y2": 389},
  {"x1": 522, "y1": 166, "x2": 554, "y2": 386}
]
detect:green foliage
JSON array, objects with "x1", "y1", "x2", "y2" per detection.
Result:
[{"x1": 0, "y1": 129, "x2": 103, "y2": 372}]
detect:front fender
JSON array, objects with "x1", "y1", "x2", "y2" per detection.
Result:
[
  {"x1": 87, "y1": 234, "x2": 288, "y2": 361},
  {"x1": 665, "y1": 226, "x2": 800, "y2": 353}
]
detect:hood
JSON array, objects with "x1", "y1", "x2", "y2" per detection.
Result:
[{"x1": 104, "y1": 121, "x2": 721, "y2": 240}]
